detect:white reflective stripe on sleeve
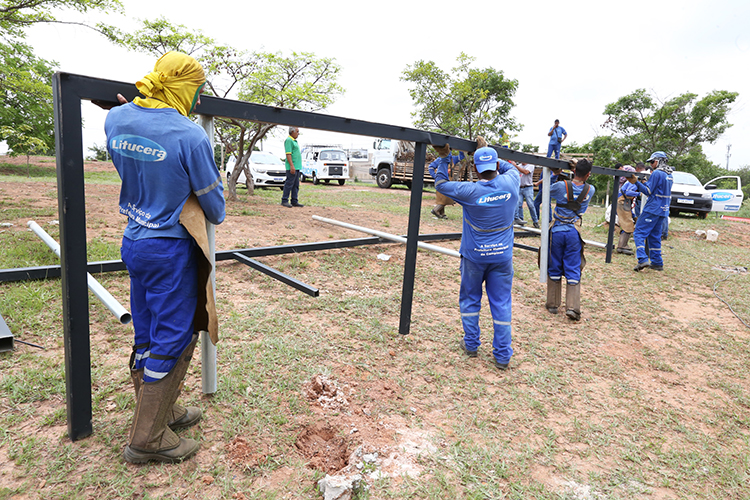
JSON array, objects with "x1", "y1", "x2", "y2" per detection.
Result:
[
  {"x1": 461, "y1": 312, "x2": 480, "y2": 317},
  {"x1": 195, "y1": 176, "x2": 222, "y2": 197},
  {"x1": 435, "y1": 179, "x2": 448, "y2": 186},
  {"x1": 493, "y1": 320, "x2": 511, "y2": 326},
  {"x1": 144, "y1": 367, "x2": 168, "y2": 380}
]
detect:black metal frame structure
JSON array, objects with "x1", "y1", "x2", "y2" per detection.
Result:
[{"x1": 45, "y1": 72, "x2": 633, "y2": 441}]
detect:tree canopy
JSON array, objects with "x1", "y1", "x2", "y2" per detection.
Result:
[
  {"x1": 601, "y1": 88, "x2": 738, "y2": 168},
  {"x1": 104, "y1": 18, "x2": 344, "y2": 200},
  {"x1": 0, "y1": 40, "x2": 55, "y2": 153},
  {"x1": 1, "y1": 0, "x2": 122, "y2": 155},
  {"x1": 401, "y1": 53, "x2": 520, "y2": 144}
]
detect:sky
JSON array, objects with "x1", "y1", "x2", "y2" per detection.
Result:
[{"x1": 20, "y1": 0, "x2": 750, "y2": 171}]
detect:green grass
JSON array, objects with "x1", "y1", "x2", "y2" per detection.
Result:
[{"x1": 2, "y1": 171, "x2": 750, "y2": 499}]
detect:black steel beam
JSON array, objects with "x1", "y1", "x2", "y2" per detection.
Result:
[
  {"x1": 0, "y1": 260, "x2": 127, "y2": 283},
  {"x1": 67, "y1": 73, "x2": 476, "y2": 152},
  {"x1": 53, "y1": 72, "x2": 93, "y2": 441},
  {"x1": 399, "y1": 143, "x2": 427, "y2": 335},
  {"x1": 231, "y1": 253, "x2": 319, "y2": 297},
  {"x1": 514, "y1": 242, "x2": 539, "y2": 252}
]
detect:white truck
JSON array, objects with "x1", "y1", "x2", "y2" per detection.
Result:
[
  {"x1": 369, "y1": 139, "x2": 435, "y2": 189},
  {"x1": 704, "y1": 175, "x2": 744, "y2": 212}
]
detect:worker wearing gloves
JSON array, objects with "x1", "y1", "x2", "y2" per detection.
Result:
[
  {"x1": 615, "y1": 165, "x2": 638, "y2": 255},
  {"x1": 429, "y1": 140, "x2": 519, "y2": 370},
  {"x1": 545, "y1": 159, "x2": 595, "y2": 321},
  {"x1": 105, "y1": 51, "x2": 226, "y2": 463},
  {"x1": 627, "y1": 151, "x2": 673, "y2": 272}
]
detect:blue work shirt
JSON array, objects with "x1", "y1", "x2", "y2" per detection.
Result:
[
  {"x1": 430, "y1": 156, "x2": 519, "y2": 263},
  {"x1": 105, "y1": 103, "x2": 226, "y2": 240},
  {"x1": 632, "y1": 169, "x2": 673, "y2": 216}
]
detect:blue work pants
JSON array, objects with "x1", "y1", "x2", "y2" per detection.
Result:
[
  {"x1": 634, "y1": 214, "x2": 665, "y2": 266},
  {"x1": 548, "y1": 229, "x2": 582, "y2": 284},
  {"x1": 459, "y1": 258, "x2": 514, "y2": 364},
  {"x1": 121, "y1": 237, "x2": 197, "y2": 382},
  {"x1": 515, "y1": 186, "x2": 538, "y2": 223}
]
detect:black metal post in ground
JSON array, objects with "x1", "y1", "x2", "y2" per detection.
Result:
[
  {"x1": 399, "y1": 142, "x2": 427, "y2": 335},
  {"x1": 606, "y1": 174, "x2": 622, "y2": 263},
  {"x1": 52, "y1": 73, "x2": 93, "y2": 441}
]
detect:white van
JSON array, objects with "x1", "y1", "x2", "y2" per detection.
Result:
[{"x1": 301, "y1": 147, "x2": 349, "y2": 185}]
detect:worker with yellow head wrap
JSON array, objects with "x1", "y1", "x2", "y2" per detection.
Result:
[{"x1": 105, "y1": 51, "x2": 225, "y2": 464}]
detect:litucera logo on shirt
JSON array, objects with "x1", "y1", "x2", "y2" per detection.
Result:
[
  {"x1": 477, "y1": 191, "x2": 512, "y2": 205},
  {"x1": 110, "y1": 135, "x2": 167, "y2": 162}
]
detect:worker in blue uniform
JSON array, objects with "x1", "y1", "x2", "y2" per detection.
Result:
[
  {"x1": 627, "y1": 151, "x2": 673, "y2": 272},
  {"x1": 106, "y1": 51, "x2": 226, "y2": 463},
  {"x1": 429, "y1": 141, "x2": 520, "y2": 370},
  {"x1": 545, "y1": 159, "x2": 595, "y2": 321}
]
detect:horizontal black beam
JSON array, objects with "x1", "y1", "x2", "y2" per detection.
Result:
[
  {"x1": 2, "y1": 234, "x2": 466, "y2": 284},
  {"x1": 492, "y1": 146, "x2": 649, "y2": 179},
  {"x1": 66, "y1": 73, "x2": 475, "y2": 152},
  {"x1": 231, "y1": 253, "x2": 319, "y2": 297},
  {"x1": 0, "y1": 260, "x2": 127, "y2": 283}
]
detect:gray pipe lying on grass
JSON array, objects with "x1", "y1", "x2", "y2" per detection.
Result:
[{"x1": 27, "y1": 221, "x2": 132, "y2": 325}]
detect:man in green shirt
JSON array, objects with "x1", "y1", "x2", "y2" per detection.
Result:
[{"x1": 282, "y1": 126, "x2": 304, "y2": 207}]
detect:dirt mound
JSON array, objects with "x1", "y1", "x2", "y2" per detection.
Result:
[
  {"x1": 303, "y1": 373, "x2": 349, "y2": 411},
  {"x1": 295, "y1": 422, "x2": 349, "y2": 473},
  {"x1": 225, "y1": 436, "x2": 268, "y2": 470}
]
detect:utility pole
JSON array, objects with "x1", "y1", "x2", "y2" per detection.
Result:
[{"x1": 726, "y1": 144, "x2": 732, "y2": 170}]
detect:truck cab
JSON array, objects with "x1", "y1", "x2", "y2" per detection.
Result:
[{"x1": 370, "y1": 139, "x2": 398, "y2": 188}]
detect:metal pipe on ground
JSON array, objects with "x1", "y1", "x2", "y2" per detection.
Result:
[
  {"x1": 312, "y1": 216, "x2": 460, "y2": 258},
  {"x1": 27, "y1": 221, "x2": 132, "y2": 324}
]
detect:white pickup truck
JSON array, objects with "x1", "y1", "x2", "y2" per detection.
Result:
[{"x1": 704, "y1": 175, "x2": 744, "y2": 212}]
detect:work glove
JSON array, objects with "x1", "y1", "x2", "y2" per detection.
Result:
[{"x1": 434, "y1": 143, "x2": 451, "y2": 158}]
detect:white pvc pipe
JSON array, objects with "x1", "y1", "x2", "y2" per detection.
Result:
[
  {"x1": 198, "y1": 114, "x2": 218, "y2": 395},
  {"x1": 312, "y1": 215, "x2": 461, "y2": 258},
  {"x1": 27, "y1": 221, "x2": 132, "y2": 324}
]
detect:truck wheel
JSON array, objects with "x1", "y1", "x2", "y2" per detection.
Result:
[
  {"x1": 404, "y1": 181, "x2": 412, "y2": 190},
  {"x1": 376, "y1": 168, "x2": 392, "y2": 189},
  {"x1": 338, "y1": 179, "x2": 345, "y2": 186},
  {"x1": 312, "y1": 172, "x2": 319, "y2": 185}
]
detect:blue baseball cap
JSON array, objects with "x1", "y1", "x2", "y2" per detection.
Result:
[{"x1": 474, "y1": 147, "x2": 498, "y2": 172}]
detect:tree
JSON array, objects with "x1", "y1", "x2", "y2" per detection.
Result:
[
  {"x1": 0, "y1": 40, "x2": 55, "y2": 154},
  {"x1": 601, "y1": 88, "x2": 738, "y2": 172},
  {"x1": 1, "y1": 0, "x2": 122, "y2": 39},
  {"x1": 1, "y1": 0, "x2": 123, "y2": 156},
  {"x1": 401, "y1": 53, "x2": 520, "y2": 144},
  {"x1": 105, "y1": 19, "x2": 344, "y2": 201},
  {"x1": 97, "y1": 16, "x2": 213, "y2": 56},
  {"x1": 0, "y1": 124, "x2": 47, "y2": 175}
]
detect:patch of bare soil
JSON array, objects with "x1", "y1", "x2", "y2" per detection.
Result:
[{"x1": 294, "y1": 422, "x2": 350, "y2": 474}]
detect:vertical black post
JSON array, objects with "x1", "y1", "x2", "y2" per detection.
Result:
[
  {"x1": 399, "y1": 142, "x2": 427, "y2": 335},
  {"x1": 52, "y1": 73, "x2": 93, "y2": 440},
  {"x1": 605, "y1": 174, "x2": 620, "y2": 263}
]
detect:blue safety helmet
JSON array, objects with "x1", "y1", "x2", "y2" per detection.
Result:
[{"x1": 646, "y1": 151, "x2": 668, "y2": 162}]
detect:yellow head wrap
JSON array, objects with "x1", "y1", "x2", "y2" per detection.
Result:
[{"x1": 134, "y1": 51, "x2": 206, "y2": 117}]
